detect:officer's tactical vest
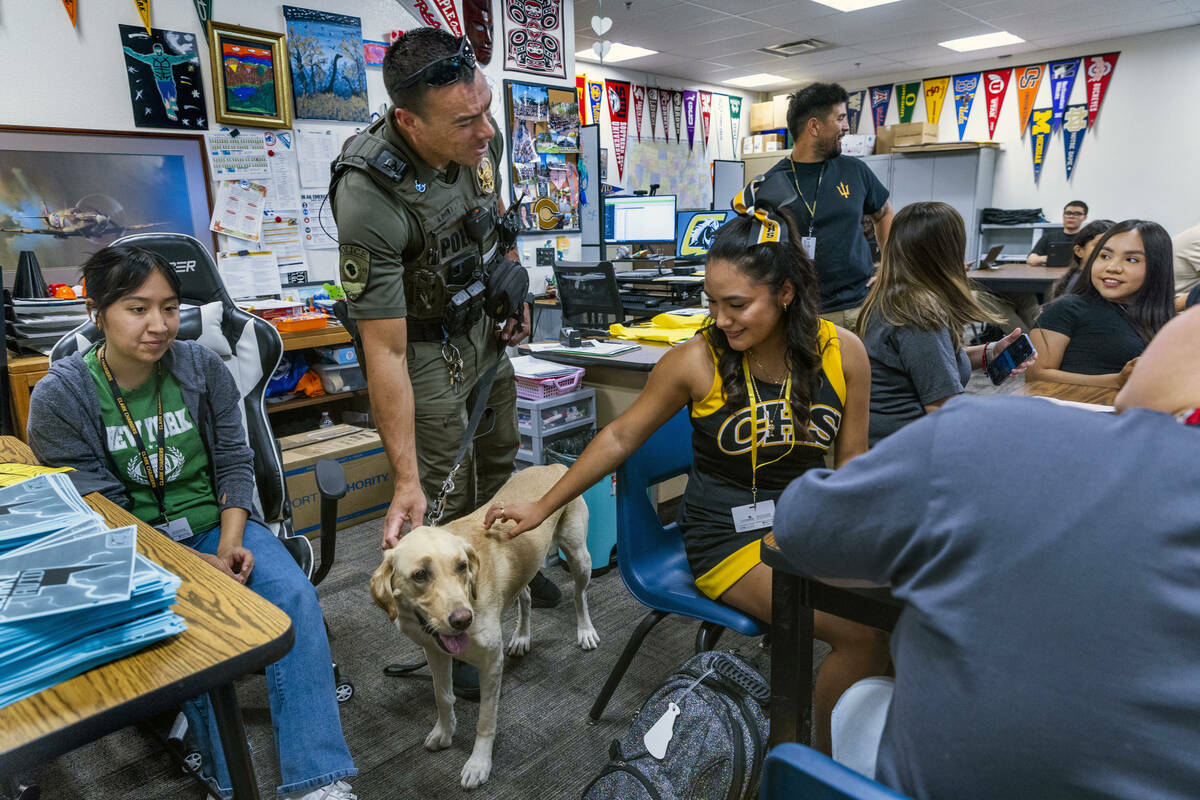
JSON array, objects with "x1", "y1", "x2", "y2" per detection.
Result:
[{"x1": 331, "y1": 115, "x2": 499, "y2": 325}]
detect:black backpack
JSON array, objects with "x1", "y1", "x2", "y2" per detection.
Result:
[{"x1": 581, "y1": 651, "x2": 769, "y2": 800}]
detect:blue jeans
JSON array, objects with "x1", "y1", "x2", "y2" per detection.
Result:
[{"x1": 182, "y1": 521, "x2": 355, "y2": 797}]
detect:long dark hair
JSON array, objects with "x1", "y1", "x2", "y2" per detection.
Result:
[
  {"x1": 1047, "y1": 219, "x2": 1113, "y2": 302},
  {"x1": 857, "y1": 201, "x2": 996, "y2": 348},
  {"x1": 702, "y1": 208, "x2": 824, "y2": 439},
  {"x1": 1069, "y1": 219, "x2": 1175, "y2": 342}
]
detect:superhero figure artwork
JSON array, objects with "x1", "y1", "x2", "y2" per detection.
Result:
[{"x1": 119, "y1": 25, "x2": 209, "y2": 130}]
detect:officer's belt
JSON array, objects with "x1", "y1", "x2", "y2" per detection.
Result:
[{"x1": 406, "y1": 319, "x2": 450, "y2": 343}]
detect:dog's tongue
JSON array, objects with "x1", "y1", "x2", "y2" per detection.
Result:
[{"x1": 439, "y1": 632, "x2": 470, "y2": 655}]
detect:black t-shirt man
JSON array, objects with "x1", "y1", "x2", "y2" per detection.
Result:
[
  {"x1": 1031, "y1": 228, "x2": 1074, "y2": 256},
  {"x1": 762, "y1": 155, "x2": 889, "y2": 312}
]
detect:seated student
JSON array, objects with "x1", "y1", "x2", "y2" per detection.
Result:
[
  {"x1": 1026, "y1": 200, "x2": 1088, "y2": 266},
  {"x1": 772, "y1": 306, "x2": 1200, "y2": 799},
  {"x1": 484, "y1": 191, "x2": 889, "y2": 754},
  {"x1": 1044, "y1": 218, "x2": 1114, "y2": 302},
  {"x1": 857, "y1": 202, "x2": 1033, "y2": 446},
  {"x1": 1028, "y1": 219, "x2": 1175, "y2": 388},
  {"x1": 26, "y1": 245, "x2": 356, "y2": 800}
]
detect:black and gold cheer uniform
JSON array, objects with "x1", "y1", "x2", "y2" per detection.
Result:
[{"x1": 681, "y1": 319, "x2": 846, "y2": 599}]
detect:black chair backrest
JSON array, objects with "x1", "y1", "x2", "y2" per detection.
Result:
[
  {"x1": 50, "y1": 233, "x2": 288, "y2": 528},
  {"x1": 554, "y1": 261, "x2": 625, "y2": 328}
]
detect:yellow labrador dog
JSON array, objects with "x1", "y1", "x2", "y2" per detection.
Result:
[{"x1": 370, "y1": 464, "x2": 599, "y2": 789}]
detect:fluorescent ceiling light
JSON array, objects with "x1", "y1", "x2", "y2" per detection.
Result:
[
  {"x1": 724, "y1": 73, "x2": 789, "y2": 88},
  {"x1": 575, "y1": 43, "x2": 658, "y2": 63},
  {"x1": 811, "y1": 0, "x2": 902, "y2": 11},
  {"x1": 939, "y1": 31, "x2": 1025, "y2": 52}
]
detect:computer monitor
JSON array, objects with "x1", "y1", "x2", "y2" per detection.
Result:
[
  {"x1": 603, "y1": 195, "x2": 677, "y2": 243},
  {"x1": 675, "y1": 210, "x2": 734, "y2": 259}
]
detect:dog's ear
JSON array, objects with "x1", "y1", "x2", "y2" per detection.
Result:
[
  {"x1": 370, "y1": 556, "x2": 399, "y2": 621},
  {"x1": 464, "y1": 543, "x2": 480, "y2": 603}
]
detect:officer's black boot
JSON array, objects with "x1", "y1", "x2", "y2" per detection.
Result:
[{"x1": 528, "y1": 570, "x2": 562, "y2": 608}]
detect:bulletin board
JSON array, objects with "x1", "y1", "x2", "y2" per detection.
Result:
[{"x1": 504, "y1": 79, "x2": 581, "y2": 233}]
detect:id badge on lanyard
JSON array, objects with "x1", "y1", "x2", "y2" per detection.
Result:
[{"x1": 734, "y1": 356, "x2": 793, "y2": 535}]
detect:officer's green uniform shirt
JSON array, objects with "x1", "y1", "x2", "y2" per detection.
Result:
[
  {"x1": 332, "y1": 111, "x2": 505, "y2": 321},
  {"x1": 85, "y1": 347, "x2": 221, "y2": 533}
]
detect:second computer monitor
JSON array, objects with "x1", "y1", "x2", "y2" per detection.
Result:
[{"x1": 604, "y1": 194, "x2": 676, "y2": 243}]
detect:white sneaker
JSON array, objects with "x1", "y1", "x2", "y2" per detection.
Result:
[{"x1": 286, "y1": 780, "x2": 357, "y2": 800}]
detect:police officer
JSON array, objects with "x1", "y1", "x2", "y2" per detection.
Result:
[{"x1": 331, "y1": 29, "x2": 559, "y2": 692}]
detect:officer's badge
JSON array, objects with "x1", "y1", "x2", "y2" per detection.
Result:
[
  {"x1": 339, "y1": 244, "x2": 370, "y2": 301},
  {"x1": 477, "y1": 156, "x2": 495, "y2": 194}
]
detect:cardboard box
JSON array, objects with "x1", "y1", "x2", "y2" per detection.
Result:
[
  {"x1": 874, "y1": 126, "x2": 894, "y2": 154},
  {"x1": 890, "y1": 122, "x2": 937, "y2": 138},
  {"x1": 894, "y1": 133, "x2": 938, "y2": 147},
  {"x1": 749, "y1": 102, "x2": 774, "y2": 132},
  {"x1": 762, "y1": 133, "x2": 785, "y2": 151},
  {"x1": 771, "y1": 94, "x2": 791, "y2": 129},
  {"x1": 281, "y1": 425, "x2": 392, "y2": 537}
]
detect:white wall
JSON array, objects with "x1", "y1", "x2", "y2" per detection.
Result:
[
  {"x1": 0, "y1": 0, "x2": 575, "y2": 281},
  {"x1": 840, "y1": 24, "x2": 1200, "y2": 235}
]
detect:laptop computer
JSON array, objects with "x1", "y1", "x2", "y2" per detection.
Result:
[
  {"x1": 1046, "y1": 241, "x2": 1074, "y2": 267},
  {"x1": 970, "y1": 245, "x2": 1005, "y2": 269}
]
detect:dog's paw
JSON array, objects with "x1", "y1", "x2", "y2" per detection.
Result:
[
  {"x1": 506, "y1": 633, "x2": 531, "y2": 656},
  {"x1": 424, "y1": 721, "x2": 455, "y2": 751},
  {"x1": 577, "y1": 626, "x2": 600, "y2": 651},
  {"x1": 460, "y1": 755, "x2": 492, "y2": 789}
]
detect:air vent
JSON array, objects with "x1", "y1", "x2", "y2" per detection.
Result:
[{"x1": 758, "y1": 39, "x2": 830, "y2": 57}]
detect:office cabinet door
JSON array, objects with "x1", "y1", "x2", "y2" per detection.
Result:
[{"x1": 889, "y1": 153, "x2": 935, "y2": 213}]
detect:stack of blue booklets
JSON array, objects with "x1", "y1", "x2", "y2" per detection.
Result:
[{"x1": 0, "y1": 473, "x2": 187, "y2": 708}]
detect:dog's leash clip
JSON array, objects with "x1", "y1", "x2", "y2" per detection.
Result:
[{"x1": 427, "y1": 465, "x2": 460, "y2": 526}]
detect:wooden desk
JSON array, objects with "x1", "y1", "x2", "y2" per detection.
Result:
[
  {"x1": 1016, "y1": 380, "x2": 1118, "y2": 406},
  {"x1": 0, "y1": 474, "x2": 294, "y2": 799},
  {"x1": 760, "y1": 532, "x2": 902, "y2": 747},
  {"x1": 969, "y1": 264, "x2": 1068, "y2": 294}
]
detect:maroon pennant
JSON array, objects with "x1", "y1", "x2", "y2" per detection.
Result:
[
  {"x1": 699, "y1": 90, "x2": 712, "y2": 150},
  {"x1": 631, "y1": 84, "x2": 645, "y2": 143},
  {"x1": 659, "y1": 89, "x2": 671, "y2": 143},
  {"x1": 606, "y1": 79, "x2": 630, "y2": 180},
  {"x1": 647, "y1": 87, "x2": 659, "y2": 141}
]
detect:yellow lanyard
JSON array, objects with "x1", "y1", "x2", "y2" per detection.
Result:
[
  {"x1": 788, "y1": 159, "x2": 826, "y2": 238},
  {"x1": 742, "y1": 355, "x2": 794, "y2": 507}
]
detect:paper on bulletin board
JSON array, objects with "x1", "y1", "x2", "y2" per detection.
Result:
[
  {"x1": 300, "y1": 193, "x2": 338, "y2": 249},
  {"x1": 206, "y1": 130, "x2": 270, "y2": 181},
  {"x1": 296, "y1": 127, "x2": 341, "y2": 188},
  {"x1": 217, "y1": 250, "x2": 283, "y2": 299},
  {"x1": 264, "y1": 215, "x2": 310, "y2": 283},
  {"x1": 262, "y1": 130, "x2": 302, "y2": 212},
  {"x1": 209, "y1": 180, "x2": 267, "y2": 243}
]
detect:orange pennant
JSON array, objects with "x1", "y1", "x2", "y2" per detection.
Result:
[
  {"x1": 134, "y1": 0, "x2": 151, "y2": 34},
  {"x1": 62, "y1": 0, "x2": 78, "y2": 27},
  {"x1": 923, "y1": 77, "x2": 950, "y2": 125},
  {"x1": 1015, "y1": 64, "x2": 1045, "y2": 138}
]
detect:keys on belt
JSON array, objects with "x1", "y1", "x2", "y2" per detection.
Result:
[{"x1": 442, "y1": 341, "x2": 465, "y2": 388}]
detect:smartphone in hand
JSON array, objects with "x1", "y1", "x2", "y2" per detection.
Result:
[{"x1": 986, "y1": 333, "x2": 1037, "y2": 385}]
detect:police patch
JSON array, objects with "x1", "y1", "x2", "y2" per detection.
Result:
[
  {"x1": 339, "y1": 244, "x2": 370, "y2": 301},
  {"x1": 477, "y1": 156, "x2": 495, "y2": 194}
]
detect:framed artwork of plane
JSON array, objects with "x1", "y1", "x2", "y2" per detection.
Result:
[{"x1": 0, "y1": 127, "x2": 214, "y2": 270}]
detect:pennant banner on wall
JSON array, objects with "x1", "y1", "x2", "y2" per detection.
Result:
[
  {"x1": 952, "y1": 73, "x2": 980, "y2": 141},
  {"x1": 846, "y1": 90, "x2": 866, "y2": 133},
  {"x1": 62, "y1": 0, "x2": 78, "y2": 27},
  {"x1": 869, "y1": 85, "x2": 891, "y2": 131},
  {"x1": 192, "y1": 0, "x2": 211, "y2": 24},
  {"x1": 395, "y1": 0, "x2": 461, "y2": 34},
  {"x1": 699, "y1": 91, "x2": 712, "y2": 150},
  {"x1": 1014, "y1": 64, "x2": 1045, "y2": 137},
  {"x1": 661, "y1": 89, "x2": 672, "y2": 142},
  {"x1": 672, "y1": 90, "x2": 683, "y2": 144},
  {"x1": 729, "y1": 95, "x2": 742, "y2": 153},
  {"x1": 588, "y1": 81, "x2": 603, "y2": 128},
  {"x1": 1029, "y1": 107, "x2": 1053, "y2": 182},
  {"x1": 576, "y1": 75, "x2": 587, "y2": 124},
  {"x1": 683, "y1": 90, "x2": 698, "y2": 150},
  {"x1": 631, "y1": 84, "x2": 645, "y2": 142},
  {"x1": 606, "y1": 80, "x2": 630, "y2": 180},
  {"x1": 1048, "y1": 58, "x2": 1080, "y2": 132},
  {"x1": 716, "y1": 94, "x2": 726, "y2": 156},
  {"x1": 134, "y1": 0, "x2": 152, "y2": 33},
  {"x1": 895, "y1": 82, "x2": 920, "y2": 124},
  {"x1": 923, "y1": 77, "x2": 949, "y2": 125},
  {"x1": 983, "y1": 68, "x2": 1011, "y2": 140},
  {"x1": 1062, "y1": 104, "x2": 1088, "y2": 180},
  {"x1": 648, "y1": 88, "x2": 659, "y2": 141},
  {"x1": 1083, "y1": 52, "x2": 1119, "y2": 127}
]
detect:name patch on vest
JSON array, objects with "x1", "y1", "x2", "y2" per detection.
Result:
[{"x1": 430, "y1": 199, "x2": 468, "y2": 232}]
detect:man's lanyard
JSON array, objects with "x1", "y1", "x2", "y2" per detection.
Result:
[
  {"x1": 742, "y1": 356, "x2": 794, "y2": 508},
  {"x1": 788, "y1": 159, "x2": 827, "y2": 238},
  {"x1": 98, "y1": 345, "x2": 168, "y2": 521}
]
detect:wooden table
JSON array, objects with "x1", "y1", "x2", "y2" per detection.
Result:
[
  {"x1": 760, "y1": 532, "x2": 902, "y2": 747},
  {"x1": 969, "y1": 264, "x2": 1068, "y2": 294},
  {"x1": 1016, "y1": 379, "x2": 1118, "y2": 406},
  {"x1": 0, "y1": 455, "x2": 294, "y2": 799}
]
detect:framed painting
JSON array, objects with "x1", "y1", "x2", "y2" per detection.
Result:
[
  {"x1": 0, "y1": 126, "x2": 215, "y2": 272},
  {"x1": 207, "y1": 21, "x2": 293, "y2": 129}
]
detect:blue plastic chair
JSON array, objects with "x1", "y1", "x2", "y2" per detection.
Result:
[
  {"x1": 760, "y1": 743, "x2": 911, "y2": 799},
  {"x1": 589, "y1": 408, "x2": 768, "y2": 720}
]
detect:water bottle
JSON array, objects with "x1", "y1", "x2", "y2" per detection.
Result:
[{"x1": 318, "y1": 411, "x2": 334, "y2": 428}]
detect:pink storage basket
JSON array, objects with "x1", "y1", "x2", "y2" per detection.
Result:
[{"x1": 515, "y1": 366, "x2": 585, "y2": 400}]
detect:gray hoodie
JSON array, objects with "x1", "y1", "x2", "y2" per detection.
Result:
[{"x1": 27, "y1": 339, "x2": 256, "y2": 516}]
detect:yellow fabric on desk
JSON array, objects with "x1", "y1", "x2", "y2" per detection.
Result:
[
  {"x1": 0, "y1": 463, "x2": 72, "y2": 487},
  {"x1": 608, "y1": 311, "x2": 711, "y2": 344}
]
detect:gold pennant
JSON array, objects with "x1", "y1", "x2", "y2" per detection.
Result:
[
  {"x1": 923, "y1": 77, "x2": 950, "y2": 126},
  {"x1": 62, "y1": 0, "x2": 78, "y2": 27},
  {"x1": 134, "y1": 0, "x2": 151, "y2": 34}
]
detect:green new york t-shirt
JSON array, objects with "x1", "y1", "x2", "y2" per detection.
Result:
[{"x1": 85, "y1": 348, "x2": 221, "y2": 534}]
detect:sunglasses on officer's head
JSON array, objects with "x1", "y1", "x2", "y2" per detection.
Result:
[{"x1": 395, "y1": 36, "x2": 478, "y2": 89}]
